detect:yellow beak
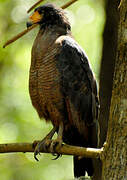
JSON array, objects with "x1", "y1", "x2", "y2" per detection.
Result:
[
  {"x1": 27, "y1": 11, "x2": 42, "y2": 28},
  {"x1": 29, "y1": 11, "x2": 42, "y2": 23}
]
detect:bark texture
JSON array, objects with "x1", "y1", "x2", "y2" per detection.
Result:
[
  {"x1": 93, "y1": 0, "x2": 119, "y2": 179},
  {"x1": 102, "y1": 1, "x2": 127, "y2": 179},
  {"x1": 99, "y1": 0, "x2": 119, "y2": 149}
]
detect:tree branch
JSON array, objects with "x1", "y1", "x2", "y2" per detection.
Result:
[
  {"x1": 61, "y1": 0, "x2": 78, "y2": 9},
  {"x1": 27, "y1": 0, "x2": 78, "y2": 13},
  {"x1": 3, "y1": 24, "x2": 38, "y2": 48},
  {"x1": 3, "y1": 0, "x2": 78, "y2": 48},
  {"x1": 0, "y1": 142, "x2": 103, "y2": 159},
  {"x1": 27, "y1": 0, "x2": 45, "y2": 13}
]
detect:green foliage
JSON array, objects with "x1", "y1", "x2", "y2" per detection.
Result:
[{"x1": 0, "y1": 0, "x2": 105, "y2": 179}]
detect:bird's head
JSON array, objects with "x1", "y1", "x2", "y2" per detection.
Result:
[{"x1": 27, "y1": 3, "x2": 71, "y2": 30}]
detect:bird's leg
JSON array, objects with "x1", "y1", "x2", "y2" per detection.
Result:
[
  {"x1": 34, "y1": 127, "x2": 56, "y2": 161},
  {"x1": 50, "y1": 122, "x2": 63, "y2": 160}
]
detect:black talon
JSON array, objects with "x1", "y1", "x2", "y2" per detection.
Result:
[
  {"x1": 52, "y1": 153, "x2": 61, "y2": 160},
  {"x1": 34, "y1": 143, "x2": 42, "y2": 161},
  {"x1": 34, "y1": 152, "x2": 39, "y2": 161}
]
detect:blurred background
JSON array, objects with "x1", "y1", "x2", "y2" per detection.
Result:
[{"x1": 0, "y1": 0, "x2": 105, "y2": 179}]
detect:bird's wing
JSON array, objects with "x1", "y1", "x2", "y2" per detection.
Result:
[{"x1": 56, "y1": 36, "x2": 99, "y2": 129}]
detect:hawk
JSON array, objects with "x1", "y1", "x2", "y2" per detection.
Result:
[{"x1": 27, "y1": 3, "x2": 99, "y2": 178}]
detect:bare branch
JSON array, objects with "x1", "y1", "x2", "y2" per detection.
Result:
[
  {"x1": 118, "y1": 0, "x2": 124, "y2": 9},
  {"x1": 27, "y1": 0, "x2": 45, "y2": 13},
  {"x1": 3, "y1": 0, "x2": 79, "y2": 48},
  {"x1": 3, "y1": 24, "x2": 38, "y2": 48},
  {"x1": 61, "y1": 0, "x2": 78, "y2": 9},
  {"x1": 27, "y1": 0, "x2": 78, "y2": 13},
  {"x1": 0, "y1": 142, "x2": 103, "y2": 159}
]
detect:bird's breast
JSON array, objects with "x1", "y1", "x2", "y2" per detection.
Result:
[{"x1": 29, "y1": 32, "x2": 64, "y2": 125}]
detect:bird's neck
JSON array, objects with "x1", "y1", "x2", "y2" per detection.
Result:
[
  {"x1": 40, "y1": 25, "x2": 71, "y2": 37},
  {"x1": 31, "y1": 25, "x2": 72, "y2": 68},
  {"x1": 34, "y1": 25, "x2": 72, "y2": 52}
]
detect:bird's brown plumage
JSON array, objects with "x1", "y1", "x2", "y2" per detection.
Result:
[
  {"x1": 27, "y1": 3, "x2": 99, "y2": 178},
  {"x1": 29, "y1": 28, "x2": 71, "y2": 127}
]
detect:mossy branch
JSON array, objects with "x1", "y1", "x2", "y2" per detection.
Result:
[{"x1": 0, "y1": 142, "x2": 103, "y2": 159}]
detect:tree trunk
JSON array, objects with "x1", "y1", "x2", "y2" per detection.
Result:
[
  {"x1": 102, "y1": 0, "x2": 127, "y2": 179},
  {"x1": 99, "y1": 0, "x2": 119, "y2": 148},
  {"x1": 92, "y1": 0, "x2": 119, "y2": 179}
]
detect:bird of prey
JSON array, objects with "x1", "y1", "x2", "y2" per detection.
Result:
[{"x1": 27, "y1": 3, "x2": 99, "y2": 178}]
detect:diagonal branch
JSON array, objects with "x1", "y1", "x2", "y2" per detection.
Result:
[
  {"x1": 27, "y1": 0, "x2": 78, "y2": 13},
  {"x1": 61, "y1": 0, "x2": 78, "y2": 9},
  {"x1": 27, "y1": 0, "x2": 45, "y2": 13},
  {"x1": 0, "y1": 142, "x2": 103, "y2": 159},
  {"x1": 3, "y1": 0, "x2": 79, "y2": 48},
  {"x1": 3, "y1": 24, "x2": 38, "y2": 48}
]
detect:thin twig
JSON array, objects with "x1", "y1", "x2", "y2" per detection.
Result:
[
  {"x1": 62, "y1": 0, "x2": 78, "y2": 9},
  {"x1": 3, "y1": 0, "x2": 79, "y2": 48},
  {"x1": 0, "y1": 142, "x2": 103, "y2": 159},
  {"x1": 27, "y1": 0, "x2": 78, "y2": 13},
  {"x1": 3, "y1": 24, "x2": 38, "y2": 48},
  {"x1": 118, "y1": 0, "x2": 123, "y2": 9},
  {"x1": 27, "y1": 0, "x2": 45, "y2": 13}
]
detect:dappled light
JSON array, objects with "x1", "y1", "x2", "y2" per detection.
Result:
[
  {"x1": 11, "y1": 5, "x2": 29, "y2": 23},
  {"x1": 76, "y1": 5, "x2": 95, "y2": 24}
]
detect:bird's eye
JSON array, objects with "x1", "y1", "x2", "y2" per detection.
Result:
[{"x1": 38, "y1": 9, "x2": 44, "y2": 14}]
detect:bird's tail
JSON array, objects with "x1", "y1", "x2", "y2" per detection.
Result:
[{"x1": 73, "y1": 156, "x2": 94, "y2": 178}]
